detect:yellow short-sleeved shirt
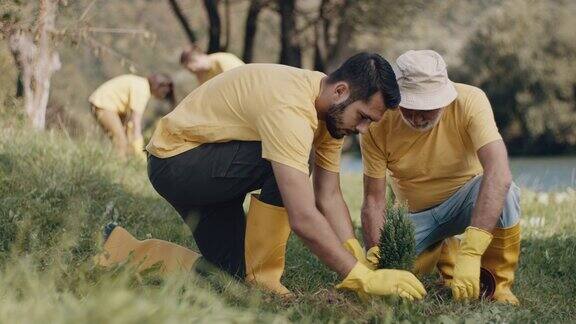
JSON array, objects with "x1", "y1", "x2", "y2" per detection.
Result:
[
  {"x1": 360, "y1": 83, "x2": 502, "y2": 212},
  {"x1": 147, "y1": 64, "x2": 343, "y2": 175},
  {"x1": 88, "y1": 75, "x2": 151, "y2": 115},
  {"x1": 196, "y1": 52, "x2": 245, "y2": 85}
]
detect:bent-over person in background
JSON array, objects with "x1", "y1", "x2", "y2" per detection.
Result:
[
  {"x1": 180, "y1": 47, "x2": 244, "y2": 86},
  {"x1": 89, "y1": 74, "x2": 175, "y2": 159}
]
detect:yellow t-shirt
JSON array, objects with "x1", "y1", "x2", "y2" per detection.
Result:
[
  {"x1": 89, "y1": 75, "x2": 151, "y2": 115},
  {"x1": 196, "y1": 52, "x2": 245, "y2": 85},
  {"x1": 147, "y1": 64, "x2": 343, "y2": 175},
  {"x1": 360, "y1": 83, "x2": 502, "y2": 212}
]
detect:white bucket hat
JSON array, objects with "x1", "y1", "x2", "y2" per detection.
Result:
[{"x1": 393, "y1": 50, "x2": 457, "y2": 110}]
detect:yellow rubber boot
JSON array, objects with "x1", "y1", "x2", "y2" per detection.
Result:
[
  {"x1": 413, "y1": 237, "x2": 458, "y2": 286},
  {"x1": 413, "y1": 241, "x2": 443, "y2": 276},
  {"x1": 94, "y1": 225, "x2": 200, "y2": 274},
  {"x1": 437, "y1": 236, "x2": 459, "y2": 285},
  {"x1": 481, "y1": 223, "x2": 521, "y2": 305},
  {"x1": 244, "y1": 194, "x2": 292, "y2": 296}
]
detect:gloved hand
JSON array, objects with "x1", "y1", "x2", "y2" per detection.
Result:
[
  {"x1": 131, "y1": 136, "x2": 147, "y2": 161},
  {"x1": 336, "y1": 262, "x2": 426, "y2": 301},
  {"x1": 366, "y1": 246, "x2": 380, "y2": 270},
  {"x1": 451, "y1": 226, "x2": 493, "y2": 301},
  {"x1": 342, "y1": 238, "x2": 374, "y2": 270}
]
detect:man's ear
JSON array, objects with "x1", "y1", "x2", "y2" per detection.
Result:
[{"x1": 334, "y1": 81, "x2": 350, "y2": 100}]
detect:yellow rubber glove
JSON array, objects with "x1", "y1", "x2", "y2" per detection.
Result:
[
  {"x1": 342, "y1": 239, "x2": 374, "y2": 269},
  {"x1": 366, "y1": 246, "x2": 380, "y2": 270},
  {"x1": 131, "y1": 136, "x2": 147, "y2": 161},
  {"x1": 336, "y1": 262, "x2": 426, "y2": 301},
  {"x1": 451, "y1": 226, "x2": 493, "y2": 301}
]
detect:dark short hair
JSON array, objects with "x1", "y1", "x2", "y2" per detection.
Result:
[
  {"x1": 148, "y1": 73, "x2": 175, "y2": 106},
  {"x1": 326, "y1": 52, "x2": 400, "y2": 109}
]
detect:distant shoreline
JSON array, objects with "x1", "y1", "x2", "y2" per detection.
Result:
[{"x1": 340, "y1": 155, "x2": 576, "y2": 192}]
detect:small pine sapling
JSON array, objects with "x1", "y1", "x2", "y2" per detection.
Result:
[
  {"x1": 377, "y1": 206, "x2": 496, "y2": 300},
  {"x1": 377, "y1": 206, "x2": 416, "y2": 271}
]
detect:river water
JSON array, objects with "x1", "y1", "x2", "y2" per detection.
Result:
[{"x1": 341, "y1": 156, "x2": 576, "y2": 192}]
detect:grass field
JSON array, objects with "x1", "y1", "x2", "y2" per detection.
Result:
[{"x1": 1, "y1": 109, "x2": 575, "y2": 323}]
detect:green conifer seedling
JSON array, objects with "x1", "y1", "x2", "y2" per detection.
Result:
[{"x1": 377, "y1": 206, "x2": 416, "y2": 271}]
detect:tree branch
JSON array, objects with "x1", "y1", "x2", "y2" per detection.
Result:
[
  {"x1": 167, "y1": 0, "x2": 197, "y2": 44},
  {"x1": 242, "y1": 0, "x2": 266, "y2": 62},
  {"x1": 278, "y1": 0, "x2": 301, "y2": 67},
  {"x1": 203, "y1": 0, "x2": 222, "y2": 53}
]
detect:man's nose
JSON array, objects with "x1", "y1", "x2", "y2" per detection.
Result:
[
  {"x1": 356, "y1": 120, "x2": 371, "y2": 134},
  {"x1": 414, "y1": 114, "x2": 425, "y2": 124}
]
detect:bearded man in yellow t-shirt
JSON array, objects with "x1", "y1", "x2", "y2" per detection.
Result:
[
  {"x1": 360, "y1": 50, "x2": 521, "y2": 305},
  {"x1": 95, "y1": 53, "x2": 428, "y2": 301},
  {"x1": 180, "y1": 47, "x2": 244, "y2": 85}
]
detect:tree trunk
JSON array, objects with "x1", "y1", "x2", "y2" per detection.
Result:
[
  {"x1": 278, "y1": 0, "x2": 301, "y2": 67},
  {"x1": 315, "y1": 0, "x2": 354, "y2": 72},
  {"x1": 243, "y1": 0, "x2": 265, "y2": 63},
  {"x1": 313, "y1": 24, "x2": 325, "y2": 72},
  {"x1": 9, "y1": 0, "x2": 61, "y2": 131},
  {"x1": 16, "y1": 73, "x2": 24, "y2": 97},
  {"x1": 167, "y1": 0, "x2": 197, "y2": 44},
  {"x1": 222, "y1": 0, "x2": 230, "y2": 51},
  {"x1": 203, "y1": 0, "x2": 222, "y2": 53},
  {"x1": 313, "y1": 0, "x2": 329, "y2": 71},
  {"x1": 325, "y1": 15, "x2": 353, "y2": 71}
]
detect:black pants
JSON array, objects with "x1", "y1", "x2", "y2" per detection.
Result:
[{"x1": 148, "y1": 141, "x2": 283, "y2": 278}]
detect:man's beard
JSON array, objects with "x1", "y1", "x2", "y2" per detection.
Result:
[
  {"x1": 400, "y1": 111, "x2": 442, "y2": 132},
  {"x1": 325, "y1": 99, "x2": 351, "y2": 139}
]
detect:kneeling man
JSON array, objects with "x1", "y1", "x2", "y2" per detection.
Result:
[
  {"x1": 97, "y1": 53, "x2": 426, "y2": 301},
  {"x1": 360, "y1": 50, "x2": 521, "y2": 304}
]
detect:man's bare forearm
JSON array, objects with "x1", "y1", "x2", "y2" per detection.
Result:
[
  {"x1": 361, "y1": 200, "x2": 386, "y2": 248},
  {"x1": 313, "y1": 167, "x2": 355, "y2": 242},
  {"x1": 273, "y1": 162, "x2": 357, "y2": 278},
  {"x1": 361, "y1": 175, "x2": 387, "y2": 248},
  {"x1": 470, "y1": 168, "x2": 512, "y2": 231},
  {"x1": 290, "y1": 207, "x2": 357, "y2": 277},
  {"x1": 316, "y1": 193, "x2": 355, "y2": 242},
  {"x1": 131, "y1": 113, "x2": 143, "y2": 139},
  {"x1": 472, "y1": 140, "x2": 513, "y2": 231}
]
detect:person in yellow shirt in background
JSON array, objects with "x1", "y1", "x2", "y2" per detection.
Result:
[
  {"x1": 89, "y1": 73, "x2": 175, "y2": 159},
  {"x1": 180, "y1": 47, "x2": 244, "y2": 85},
  {"x1": 96, "y1": 53, "x2": 428, "y2": 301},
  {"x1": 360, "y1": 50, "x2": 521, "y2": 304}
]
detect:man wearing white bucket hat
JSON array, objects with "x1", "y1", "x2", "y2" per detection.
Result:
[{"x1": 359, "y1": 50, "x2": 521, "y2": 304}]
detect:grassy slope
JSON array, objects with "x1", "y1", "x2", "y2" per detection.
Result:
[{"x1": 1, "y1": 113, "x2": 575, "y2": 323}]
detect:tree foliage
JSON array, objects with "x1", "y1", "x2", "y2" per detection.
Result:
[
  {"x1": 377, "y1": 206, "x2": 416, "y2": 271},
  {"x1": 458, "y1": 0, "x2": 576, "y2": 154},
  {"x1": 2, "y1": 0, "x2": 574, "y2": 155},
  {"x1": 1, "y1": 0, "x2": 62, "y2": 131}
]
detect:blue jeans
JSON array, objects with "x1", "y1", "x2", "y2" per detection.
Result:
[{"x1": 409, "y1": 175, "x2": 521, "y2": 255}]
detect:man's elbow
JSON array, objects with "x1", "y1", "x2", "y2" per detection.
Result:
[
  {"x1": 502, "y1": 171, "x2": 513, "y2": 191},
  {"x1": 499, "y1": 163, "x2": 513, "y2": 187},
  {"x1": 287, "y1": 208, "x2": 317, "y2": 237},
  {"x1": 491, "y1": 167, "x2": 512, "y2": 191},
  {"x1": 315, "y1": 190, "x2": 340, "y2": 210},
  {"x1": 484, "y1": 160, "x2": 513, "y2": 188},
  {"x1": 289, "y1": 219, "x2": 313, "y2": 239},
  {"x1": 314, "y1": 195, "x2": 327, "y2": 211}
]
